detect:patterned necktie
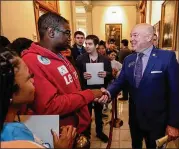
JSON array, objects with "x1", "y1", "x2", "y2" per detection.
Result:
[{"x1": 134, "y1": 53, "x2": 144, "y2": 88}]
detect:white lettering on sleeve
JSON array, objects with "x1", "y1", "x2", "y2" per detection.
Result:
[{"x1": 64, "y1": 74, "x2": 73, "y2": 85}]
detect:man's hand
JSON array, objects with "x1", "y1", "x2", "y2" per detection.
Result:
[
  {"x1": 51, "y1": 125, "x2": 77, "y2": 149},
  {"x1": 166, "y1": 125, "x2": 179, "y2": 141},
  {"x1": 94, "y1": 88, "x2": 110, "y2": 104},
  {"x1": 91, "y1": 89, "x2": 103, "y2": 99},
  {"x1": 83, "y1": 72, "x2": 92, "y2": 80},
  {"x1": 98, "y1": 71, "x2": 107, "y2": 78}
]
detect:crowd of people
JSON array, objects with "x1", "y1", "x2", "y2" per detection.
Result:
[{"x1": 0, "y1": 12, "x2": 179, "y2": 149}]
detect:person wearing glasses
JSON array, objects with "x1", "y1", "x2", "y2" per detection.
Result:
[
  {"x1": 21, "y1": 12, "x2": 104, "y2": 138},
  {"x1": 71, "y1": 31, "x2": 86, "y2": 61}
]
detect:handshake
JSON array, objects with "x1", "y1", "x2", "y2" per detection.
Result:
[{"x1": 91, "y1": 88, "x2": 111, "y2": 104}]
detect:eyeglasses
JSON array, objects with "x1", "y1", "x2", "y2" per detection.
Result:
[{"x1": 55, "y1": 28, "x2": 71, "y2": 37}]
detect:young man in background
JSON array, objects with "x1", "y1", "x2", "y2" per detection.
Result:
[
  {"x1": 71, "y1": 31, "x2": 86, "y2": 61},
  {"x1": 76, "y1": 35, "x2": 112, "y2": 143}
]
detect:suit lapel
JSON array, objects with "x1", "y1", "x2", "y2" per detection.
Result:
[
  {"x1": 140, "y1": 48, "x2": 158, "y2": 87},
  {"x1": 127, "y1": 53, "x2": 137, "y2": 85}
]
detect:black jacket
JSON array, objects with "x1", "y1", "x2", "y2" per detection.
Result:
[
  {"x1": 71, "y1": 44, "x2": 86, "y2": 61},
  {"x1": 76, "y1": 53, "x2": 112, "y2": 90}
]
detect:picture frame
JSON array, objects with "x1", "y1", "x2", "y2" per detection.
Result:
[
  {"x1": 153, "y1": 21, "x2": 160, "y2": 48},
  {"x1": 160, "y1": 0, "x2": 178, "y2": 50},
  {"x1": 105, "y1": 24, "x2": 122, "y2": 48},
  {"x1": 33, "y1": 0, "x2": 60, "y2": 41}
]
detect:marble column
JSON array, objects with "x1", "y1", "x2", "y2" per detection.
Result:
[
  {"x1": 70, "y1": 1, "x2": 77, "y2": 36},
  {"x1": 84, "y1": 4, "x2": 93, "y2": 35}
]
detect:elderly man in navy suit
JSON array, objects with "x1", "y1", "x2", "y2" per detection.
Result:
[{"x1": 96, "y1": 23, "x2": 179, "y2": 148}]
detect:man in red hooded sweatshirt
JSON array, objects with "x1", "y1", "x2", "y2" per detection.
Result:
[{"x1": 21, "y1": 12, "x2": 103, "y2": 135}]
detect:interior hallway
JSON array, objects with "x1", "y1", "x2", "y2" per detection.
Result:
[
  {"x1": 90, "y1": 98, "x2": 132, "y2": 148},
  {"x1": 90, "y1": 98, "x2": 179, "y2": 148}
]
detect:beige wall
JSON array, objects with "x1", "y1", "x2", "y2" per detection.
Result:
[
  {"x1": 92, "y1": 6, "x2": 136, "y2": 45},
  {"x1": 59, "y1": 1, "x2": 73, "y2": 33},
  {"x1": 1, "y1": 1, "x2": 37, "y2": 42},
  {"x1": 151, "y1": 1, "x2": 164, "y2": 25},
  {"x1": 1, "y1": 1, "x2": 73, "y2": 42},
  {"x1": 146, "y1": 1, "x2": 152, "y2": 24},
  {"x1": 59, "y1": 1, "x2": 71, "y2": 21},
  {"x1": 150, "y1": 0, "x2": 178, "y2": 60}
]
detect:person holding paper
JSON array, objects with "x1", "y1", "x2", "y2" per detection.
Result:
[
  {"x1": 0, "y1": 48, "x2": 35, "y2": 142},
  {"x1": 97, "y1": 23, "x2": 179, "y2": 148},
  {"x1": 76, "y1": 35, "x2": 112, "y2": 143},
  {"x1": 0, "y1": 47, "x2": 77, "y2": 149}
]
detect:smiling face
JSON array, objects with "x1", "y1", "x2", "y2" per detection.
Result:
[
  {"x1": 98, "y1": 45, "x2": 106, "y2": 55},
  {"x1": 12, "y1": 57, "x2": 35, "y2": 104},
  {"x1": 109, "y1": 51, "x2": 117, "y2": 61},
  {"x1": 130, "y1": 24, "x2": 154, "y2": 52}
]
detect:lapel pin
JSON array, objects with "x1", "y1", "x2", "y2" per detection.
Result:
[{"x1": 152, "y1": 53, "x2": 156, "y2": 57}]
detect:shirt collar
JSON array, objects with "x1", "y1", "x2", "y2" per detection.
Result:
[
  {"x1": 76, "y1": 45, "x2": 83, "y2": 50},
  {"x1": 138, "y1": 45, "x2": 153, "y2": 57}
]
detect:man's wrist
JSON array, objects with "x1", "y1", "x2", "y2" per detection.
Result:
[{"x1": 106, "y1": 90, "x2": 111, "y2": 99}]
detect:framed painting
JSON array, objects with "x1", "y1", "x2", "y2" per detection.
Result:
[
  {"x1": 153, "y1": 21, "x2": 160, "y2": 48},
  {"x1": 138, "y1": 0, "x2": 147, "y2": 23},
  {"x1": 160, "y1": 0, "x2": 178, "y2": 50},
  {"x1": 33, "y1": 0, "x2": 60, "y2": 41},
  {"x1": 105, "y1": 24, "x2": 122, "y2": 47}
]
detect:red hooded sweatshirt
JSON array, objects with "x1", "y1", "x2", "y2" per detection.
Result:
[{"x1": 22, "y1": 43, "x2": 94, "y2": 133}]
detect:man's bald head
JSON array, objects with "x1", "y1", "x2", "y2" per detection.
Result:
[
  {"x1": 132, "y1": 23, "x2": 154, "y2": 35},
  {"x1": 130, "y1": 23, "x2": 154, "y2": 52}
]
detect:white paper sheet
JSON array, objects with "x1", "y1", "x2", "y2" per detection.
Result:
[
  {"x1": 19, "y1": 115, "x2": 59, "y2": 148},
  {"x1": 86, "y1": 63, "x2": 104, "y2": 85}
]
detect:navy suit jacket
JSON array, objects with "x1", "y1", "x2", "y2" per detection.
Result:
[{"x1": 108, "y1": 47, "x2": 179, "y2": 131}]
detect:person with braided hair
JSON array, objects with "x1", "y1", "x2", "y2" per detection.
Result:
[
  {"x1": 0, "y1": 47, "x2": 77, "y2": 148},
  {"x1": 0, "y1": 46, "x2": 35, "y2": 141},
  {"x1": 0, "y1": 47, "x2": 15, "y2": 131}
]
